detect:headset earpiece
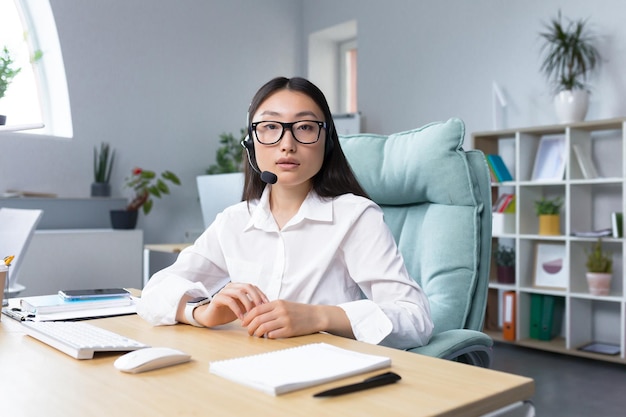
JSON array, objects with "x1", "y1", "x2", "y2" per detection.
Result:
[{"x1": 243, "y1": 134, "x2": 253, "y2": 150}]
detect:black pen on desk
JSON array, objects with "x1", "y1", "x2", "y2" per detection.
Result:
[{"x1": 313, "y1": 371, "x2": 401, "y2": 397}]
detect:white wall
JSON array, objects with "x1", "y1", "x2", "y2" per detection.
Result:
[
  {"x1": 302, "y1": 0, "x2": 626, "y2": 136},
  {"x1": 0, "y1": 0, "x2": 303, "y2": 244},
  {"x1": 2, "y1": 0, "x2": 626, "y2": 244}
]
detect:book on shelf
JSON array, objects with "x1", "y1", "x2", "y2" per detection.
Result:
[
  {"x1": 20, "y1": 293, "x2": 133, "y2": 315},
  {"x1": 611, "y1": 212, "x2": 623, "y2": 238},
  {"x1": 209, "y1": 342, "x2": 391, "y2": 396},
  {"x1": 492, "y1": 193, "x2": 515, "y2": 213},
  {"x1": 571, "y1": 229, "x2": 612, "y2": 238},
  {"x1": 486, "y1": 154, "x2": 513, "y2": 182},
  {"x1": 578, "y1": 342, "x2": 620, "y2": 356},
  {"x1": 572, "y1": 144, "x2": 599, "y2": 179}
]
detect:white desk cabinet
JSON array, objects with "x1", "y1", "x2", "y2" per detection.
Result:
[{"x1": 17, "y1": 229, "x2": 143, "y2": 296}]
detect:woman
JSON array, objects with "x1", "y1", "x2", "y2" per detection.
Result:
[{"x1": 138, "y1": 77, "x2": 433, "y2": 349}]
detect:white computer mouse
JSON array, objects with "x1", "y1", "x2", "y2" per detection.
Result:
[{"x1": 114, "y1": 347, "x2": 191, "y2": 373}]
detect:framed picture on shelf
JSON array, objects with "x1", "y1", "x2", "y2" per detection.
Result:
[
  {"x1": 531, "y1": 136, "x2": 566, "y2": 181},
  {"x1": 572, "y1": 144, "x2": 599, "y2": 179},
  {"x1": 533, "y1": 243, "x2": 567, "y2": 289}
]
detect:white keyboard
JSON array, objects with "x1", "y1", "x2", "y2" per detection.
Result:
[{"x1": 21, "y1": 321, "x2": 150, "y2": 359}]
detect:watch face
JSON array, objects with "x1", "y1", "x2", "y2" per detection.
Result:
[{"x1": 187, "y1": 296, "x2": 209, "y2": 305}]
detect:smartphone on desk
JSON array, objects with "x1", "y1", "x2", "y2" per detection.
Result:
[{"x1": 58, "y1": 288, "x2": 131, "y2": 300}]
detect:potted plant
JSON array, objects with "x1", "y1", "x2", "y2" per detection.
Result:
[
  {"x1": 197, "y1": 128, "x2": 246, "y2": 227},
  {"x1": 110, "y1": 167, "x2": 181, "y2": 229},
  {"x1": 534, "y1": 196, "x2": 563, "y2": 235},
  {"x1": 205, "y1": 129, "x2": 245, "y2": 174},
  {"x1": 0, "y1": 46, "x2": 22, "y2": 125},
  {"x1": 91, "y1": 142, "x2": 115, "y2": 197},
  {"x1": 494, "y1": 245, "x2": 515, "y2": 284},
  {"x1": 539, "y1": 11, "x2": 601, "y2": 123},
  {"x1": 585, "y1": 239, "x2": 612, "y2": 295}
]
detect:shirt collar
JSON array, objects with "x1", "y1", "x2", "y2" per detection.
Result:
[{"x1": 245, "y1": 186, "x2": 333, "y2": 232}]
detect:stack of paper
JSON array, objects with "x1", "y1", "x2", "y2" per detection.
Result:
[
  {"x1": 2, "y1": 293, "x2": 137, "y2": 322},
  {"x1": 20, "y1": 294, "x2": 132, "y2": 314}
]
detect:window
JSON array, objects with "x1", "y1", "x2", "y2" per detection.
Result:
[
  {"x1": 339, "y1": 39, "x2": 357, "y2": 114},
  {"x1": 0, "y1": 0, "x2": 72, "y2": 137},
  {"x1": 308, "y1": 20, "x2": 357, "y2": 115}
]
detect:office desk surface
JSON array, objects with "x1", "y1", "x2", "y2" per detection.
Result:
[{"x1": 0, "y1": 315, "x2": 533, "y2": 417}]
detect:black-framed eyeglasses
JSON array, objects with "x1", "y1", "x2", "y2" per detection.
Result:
[{"x1": 251, "y1": 120, "x2": 327, "y2": 145}]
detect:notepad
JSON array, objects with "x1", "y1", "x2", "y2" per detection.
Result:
[{"x1": 209, "y1": 343, "x2": 391, "y2": 396}]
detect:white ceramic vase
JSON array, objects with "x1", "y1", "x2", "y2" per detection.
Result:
[
  {"x1": 554, "y1": 89, "x2": 589, "y2": 124},
  {"x1": 586, "y1": 272, "x2": 612, "y2": 296}
]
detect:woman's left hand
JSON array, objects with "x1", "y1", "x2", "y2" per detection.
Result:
[{"x1": 241, "y1": 300, "x2": 353, "y2": 339}]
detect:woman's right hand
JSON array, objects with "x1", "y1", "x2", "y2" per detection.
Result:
[{"x1": 193, "y1": 282, "x2": 270, "y2": 327}]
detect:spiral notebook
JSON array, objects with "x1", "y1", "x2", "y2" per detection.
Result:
[{"x1": 209, "y1": 343, "x2": 391, "y2": 396}]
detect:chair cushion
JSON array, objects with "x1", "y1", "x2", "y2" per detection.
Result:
[{"x1": 339, "y1": 118, "x2": 482, "y2": 334}]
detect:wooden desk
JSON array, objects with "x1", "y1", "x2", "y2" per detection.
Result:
[{"x1": 0, "y1": 315, "x2": 533, "y2": 416}]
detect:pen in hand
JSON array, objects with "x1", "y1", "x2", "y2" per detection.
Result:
[{"x1": 313, "y1": 371, "x2": 401, "y2": 397}]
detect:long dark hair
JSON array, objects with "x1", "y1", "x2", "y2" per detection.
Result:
[{"x1": 242, "y1": 76, "x2": 368, "y2": 201}]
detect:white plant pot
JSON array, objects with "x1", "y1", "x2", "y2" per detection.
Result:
[
  {"x1": 554, "y1": 90, "x2": 589, "y2": 124},
  {"x1": 586, "y1": 272, "x2": 612, "y2": 296}
]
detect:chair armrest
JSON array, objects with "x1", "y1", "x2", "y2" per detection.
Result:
[{"x1": 406, "y1": 329, "x2": 493, "y2": 368}]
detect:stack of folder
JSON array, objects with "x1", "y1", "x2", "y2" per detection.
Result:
[{"x1": 529, "y1": 294, "x2": 564, "y2": 341}]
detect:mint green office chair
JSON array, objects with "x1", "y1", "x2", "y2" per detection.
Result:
[{"x1": 340, "y1": 118, "x2": 493, "y2": 367}]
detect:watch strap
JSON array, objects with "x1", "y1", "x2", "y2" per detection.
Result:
[{"x1": 184, "y1": 297, "x2": 210, "y2": 327}]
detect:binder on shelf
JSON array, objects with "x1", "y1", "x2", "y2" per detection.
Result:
[
  {"x1": 487, "y1": 154, "x2": 513, "y2": 182},
  {"x1": 502, "y1": 291, "x2": 516, "y2": 341},
  {"x1": 484, "y1": 288, "x2": 500, "y2": 331},
  {"x1": 538, "y1": 295, "x2": 564, "y2": 341},
  {"x1": 529, "y1": 294, "x2": 543, "y2": 340},
  {"x1": 611, "y1": 212, "x2": 623, "y2": 238}
]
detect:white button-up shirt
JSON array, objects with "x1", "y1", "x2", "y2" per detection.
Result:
[{"x1": 138, "y1": 187, "x2": 433, "y2": 349}]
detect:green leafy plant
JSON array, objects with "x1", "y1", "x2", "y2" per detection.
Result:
[
  {"x1": 494, "y1": 245, "x2": 515, "y2": 267},
  {"x1": 534, "y1": 196, "x2": 563, "y2": 216},
  {"x1": 93, "y1": 142, "x2": 115, "y2": 184},
  {"x1": 539, "y1": 11, "x2": 601, "y2": 93},
  {"x1": 206, "y1": 129, "x2": 246, "y2": 174},
  {"x1": 0, "y1": 46, "x2": 22, "y2": 100},
  {"x1": 125, "y1": 167, "x2": 181, "y2": 215},
  {"x1": 585, "y1": 239, "x2": 612, "y2": 273}
]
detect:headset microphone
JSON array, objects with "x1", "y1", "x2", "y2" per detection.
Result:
[
  {"x1": 241, "y1": 137, "x2": 278, "y2": 184},
  {"x1": 260, "y1": 171, "x2": 278, "y2": 185}
]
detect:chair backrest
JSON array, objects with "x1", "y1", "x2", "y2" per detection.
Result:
[
  {"x1": 0, "y1": 208, "x2": 43, "y2": 294},
  {"x1": 339, "y1": 118, "x2": 492, "y2": 335},
  {"x1": 196, "y1": 173, "x2": 244, "y2": 228}
]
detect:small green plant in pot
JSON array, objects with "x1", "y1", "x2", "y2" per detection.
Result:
[
  {"x1": 0, "y1": 46, "x2": 21, "y2": 125},
  {"x1": 535, "y1": 196, "x2": 563, "y2": 235},
  {"x1": 585, "y1": 239, "x2": 612, "y2": 296},
  {"x1": 92, "y1": 142, "x2": 115, "y2": 197},
  {"x1": 494, "y1": 245, "x2": 515, "y2": 284}
]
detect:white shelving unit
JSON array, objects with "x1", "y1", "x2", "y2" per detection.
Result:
[{"x1": 473, "y1": 118, "x2": 626, "y2": 364}]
